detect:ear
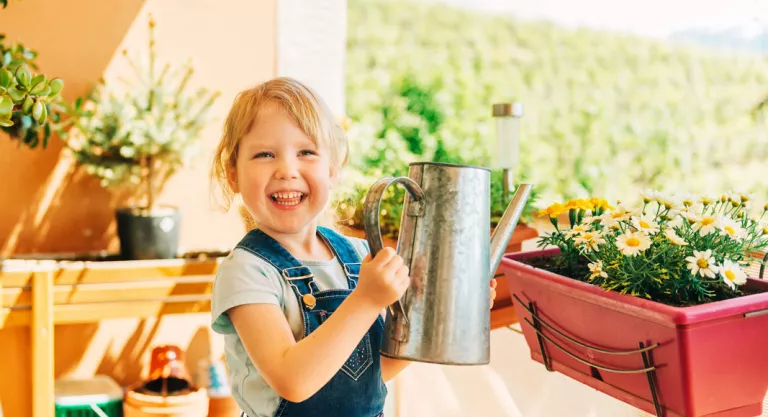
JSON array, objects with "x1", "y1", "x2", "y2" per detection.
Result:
[
  {"x1": 330, "y1": 166, "x2": 343, "y2": 188},
  {"x1": 227, "y1": 165, "x2": 239, "y2": 194}
]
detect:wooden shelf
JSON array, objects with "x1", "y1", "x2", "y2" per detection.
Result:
[{"x1": 0, "y1": 225, "x2": 538, "y2": 417}]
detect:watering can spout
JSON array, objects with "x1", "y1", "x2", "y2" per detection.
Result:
[{"x1": 489, "y1": 183, "x2": 534, "y2": 279}]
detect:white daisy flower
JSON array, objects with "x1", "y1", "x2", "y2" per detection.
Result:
[
  {"x1": 685, "y1": 250, "x2": 718, "y2": 279},
  {"x1": 693, "y1": 216, "x2": 718, "y2": 236},
  {"x1": 717, "y1": 217, "x2": 746, "y2": 240},
  {"x1": 588, "y1": 260, "x2": 608, "y2": 279},
  {"x1": 615, "y1": 231, "x2": 652, "y2": 256},
  {"x1": 667, "y1": 215, "x2": 685, "y2": 229},
  {"x1": 664, "y1": 228, "x2": 688, "y2": 246},
  {"x1": 657, "y1": 194, "x2": 679, "y2": 211},
  {"x1": 719, "y1": 259, "x2": 747, "y2": 290},
  {"x1": 632, "y1": 215, "x2": 660, "y2": 234},
  {"x1": 641, "y1": 189, "x2": 661, "y2": 204},
  {"x1": 574, "y1": 230, "x2": 606, "y2": 252},
  {"x1": 565, "y1": 224, "x2": 589, "y2": 238},
  {"x1": 600, "y1": 209, "x2": 631, "y2": 228}
]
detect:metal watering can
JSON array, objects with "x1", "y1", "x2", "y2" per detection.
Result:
[{"x1": 363, "y1": 162, "x2": 533, "y2": 365}]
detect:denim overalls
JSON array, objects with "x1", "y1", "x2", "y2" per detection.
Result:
[{"x1": 236, "y1": 226, "x2": 387, "y2": 417}]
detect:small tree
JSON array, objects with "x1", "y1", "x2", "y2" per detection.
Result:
[{"x1": 62, "y1": 16, "x2": 220, "y2": 212}]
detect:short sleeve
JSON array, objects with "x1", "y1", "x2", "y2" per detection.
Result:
[
  {"x1": 211, "y1": 248, "x2": 283, "y2": 335},
  {"x1": 348, "y1": 237, "x2": 371, "y2": 260}
]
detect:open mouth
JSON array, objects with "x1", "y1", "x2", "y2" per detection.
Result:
[{"x1": 270, "y1": 191, "x2": 307, "y2": 207}]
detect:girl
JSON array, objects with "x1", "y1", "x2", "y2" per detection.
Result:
[{"x1": 210, "y1": 77, "x2": 498, "y2": 417}]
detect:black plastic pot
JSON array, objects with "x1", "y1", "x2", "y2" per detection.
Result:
[{"x1": 115, "y1": 206, "x2": 181, "y2": 260}]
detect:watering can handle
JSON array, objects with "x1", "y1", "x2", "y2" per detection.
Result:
[{"x1": 362, "y1": 176, "x2": 424, "y2": 323}]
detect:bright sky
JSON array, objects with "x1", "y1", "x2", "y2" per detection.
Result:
[{"x1": 429, "y1": 0, "x2": 767, "y2": 38}]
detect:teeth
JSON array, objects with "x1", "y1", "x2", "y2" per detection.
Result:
[{"x1": 271, "y1": 191, "x2": 304, "y2": 201}]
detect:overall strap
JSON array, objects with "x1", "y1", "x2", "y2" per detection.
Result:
[
  {"x1": 235, "y1": 229, "x2": 319, "y2": 295},
  {"x1": 317, "y1": 226, "x2": 363, "y2": 289}
]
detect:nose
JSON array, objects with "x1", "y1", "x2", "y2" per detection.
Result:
[{"x1": 274, "y1": 155, "x2": 299, "y2": 180}]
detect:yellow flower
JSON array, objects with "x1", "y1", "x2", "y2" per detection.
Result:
[
  {"x1": 590, "y1": 197, "x2": 615, "y2": 211},
  {"x1": 540, "y1": 202, "x2": 567, "y2": 218},
  {"x1": 565, "y1": 199, "x2": 593, "y2": 211}
]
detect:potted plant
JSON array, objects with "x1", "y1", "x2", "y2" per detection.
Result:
[
  {"x1": 0, "y1": 24, "x2": 65, "y2": 148},
  {"x1": 500, "y1": 192, "x2": 768, "y2": 417},
  {"x1": 62, "y1": 16, "x2": 220, "y2": 260}
]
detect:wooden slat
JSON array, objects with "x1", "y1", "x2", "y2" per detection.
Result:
[
  {"x1": 1, "y1": 309, "x2": 30, "y2": 327},
  {"x1": 0, "y1": 270, "x2": 36, "y2": 288},
  {"x1": 52, "y1": 300, "x2": 211, "y2": 324},
  {"x1": 53, "y1": 259, "x2": 222, "y2": 285},
  {"x1": 32, "y1": 270, "x2": 54, "y2": 417},
  {"x1": 4, "y1": 279, "x2": 214, "y2": 308},
  {"x1": 0, "y1": 308, "x2": 8, "y2": 329}
]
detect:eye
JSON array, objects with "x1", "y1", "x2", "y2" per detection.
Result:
[
  {"x1": 299, "y1": 149, "x2": 317, "y2": 156},
  {"x1": 252, "y1": 151, "x2": 274, "y2": 159}
]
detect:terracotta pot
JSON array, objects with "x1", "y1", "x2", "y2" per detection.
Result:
[
  {"x1": 123, "y1": 387, "x2": 208, "y2": 417},
  {"x1": 500, "y1": 248, "x2": 768, "y2": 417}
]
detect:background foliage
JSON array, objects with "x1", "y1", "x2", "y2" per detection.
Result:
[{"x1": 342, "y1": 0, "x2": 768, "y2": 220}]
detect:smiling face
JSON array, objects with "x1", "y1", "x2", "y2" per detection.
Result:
[{"x1": 230, "y1": 101, "x2": 334, "y2": 236}]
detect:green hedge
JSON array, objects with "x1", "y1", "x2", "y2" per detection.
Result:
[{"x1": 344, "y1": 0, "x2": 768, "y2": 208}]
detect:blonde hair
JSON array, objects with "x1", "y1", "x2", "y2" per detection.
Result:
[{"x1": 210, "y1": 77, "x2": 349, "y2": 229}]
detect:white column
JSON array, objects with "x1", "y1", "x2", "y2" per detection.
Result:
[{"x1": 276, "y1": 0, "x2": 348, "y2": 116}]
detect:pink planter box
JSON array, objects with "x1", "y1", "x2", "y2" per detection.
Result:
[{"x1": 500, "y1": 248, "x2": 768, "y2": 417}]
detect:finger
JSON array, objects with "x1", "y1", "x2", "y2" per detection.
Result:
[
  {"x1": 362, "y1": 253, "x2": 372, "y2": 264},
  {"x1": 382, "y1": 254, "x2": 404, "y2": 275},
  {"x1": 395, "y1": 265, "x2": 409, "y2": 279},
  {"x1": 490, "y1": 287, "x2": 497, "y2": 300},
  {"x1": 490, "y1": 278, "x2": 497, "y2": 289},
  {"x1": 396, "y1": 272, "x2": 411, "y2": 293},
  {"x1": 372, "y1": 247, "x2": 396, "y2": 266},
  {"x1": 490, "y1": 299, "x2": 494, "y2": 309}
]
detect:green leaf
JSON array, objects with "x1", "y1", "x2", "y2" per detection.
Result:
[
  {"x1": 48, "y1": 78, "x2": 64, "y2": 97},
  {"x1": 15, "y1": 65, "x2": 31, "y2": 89},
  {"x1": 29, "y1": 75, "x2": 47, "y2": 94},
  {"x1": 36, "y1": 85, "x2": 51, "y2": 97},
  {"x1": 0, "y1": 95, "x2": 12, "y2": 116},
  {"x1": 32, "y1": 99, "x2": 43, "y2": 121},
  {"x1": 0, "y1": 68, "x2": 12, "y2": 89},
  {"x1": 29, "y1": 74, "x2": 46, "y2": 90},
  {"x1": 0, "y1": 116, "x2": 13, "y2": 127},
  {"x1": 38, "y1": 103, "x2": 47, "y2": 124},
  {"x1": 7, "y1": 86, "x2": 25, "y2": 102},
  {"x1": 22, "y1": 95, "x2": 33, "y2": 114}
]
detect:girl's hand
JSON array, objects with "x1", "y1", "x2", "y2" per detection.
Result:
[
  {"x1": 357, "y1": 247, "x2": 411, "y2": 308},
  {"x1": 490, "y1": 278, "x2": 498, "y2": 309}
]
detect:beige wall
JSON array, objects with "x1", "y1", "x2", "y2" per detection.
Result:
[
  {"x1": 0, "y1": 1, "x2": 276, "y2": 416},
  {"x1": 0, "y1": 0, "x2": 275, "y2": 257}
]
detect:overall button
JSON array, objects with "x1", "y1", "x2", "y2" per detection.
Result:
[{"x1": 302, "y1": 294, "x2": 317, "y2": 309}]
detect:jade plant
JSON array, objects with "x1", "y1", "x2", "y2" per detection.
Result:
[{"x1": 0, "y1": 35, "x2": 64, "y2": 148}]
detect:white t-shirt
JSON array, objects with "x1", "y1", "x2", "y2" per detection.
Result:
[{"x1": 210, "y1": 237, "x2": 371, "y2": 417}]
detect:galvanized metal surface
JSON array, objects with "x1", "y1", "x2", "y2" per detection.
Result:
[{"x1": 362, "y1": 161, "x2": 532, "y2": 365}]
